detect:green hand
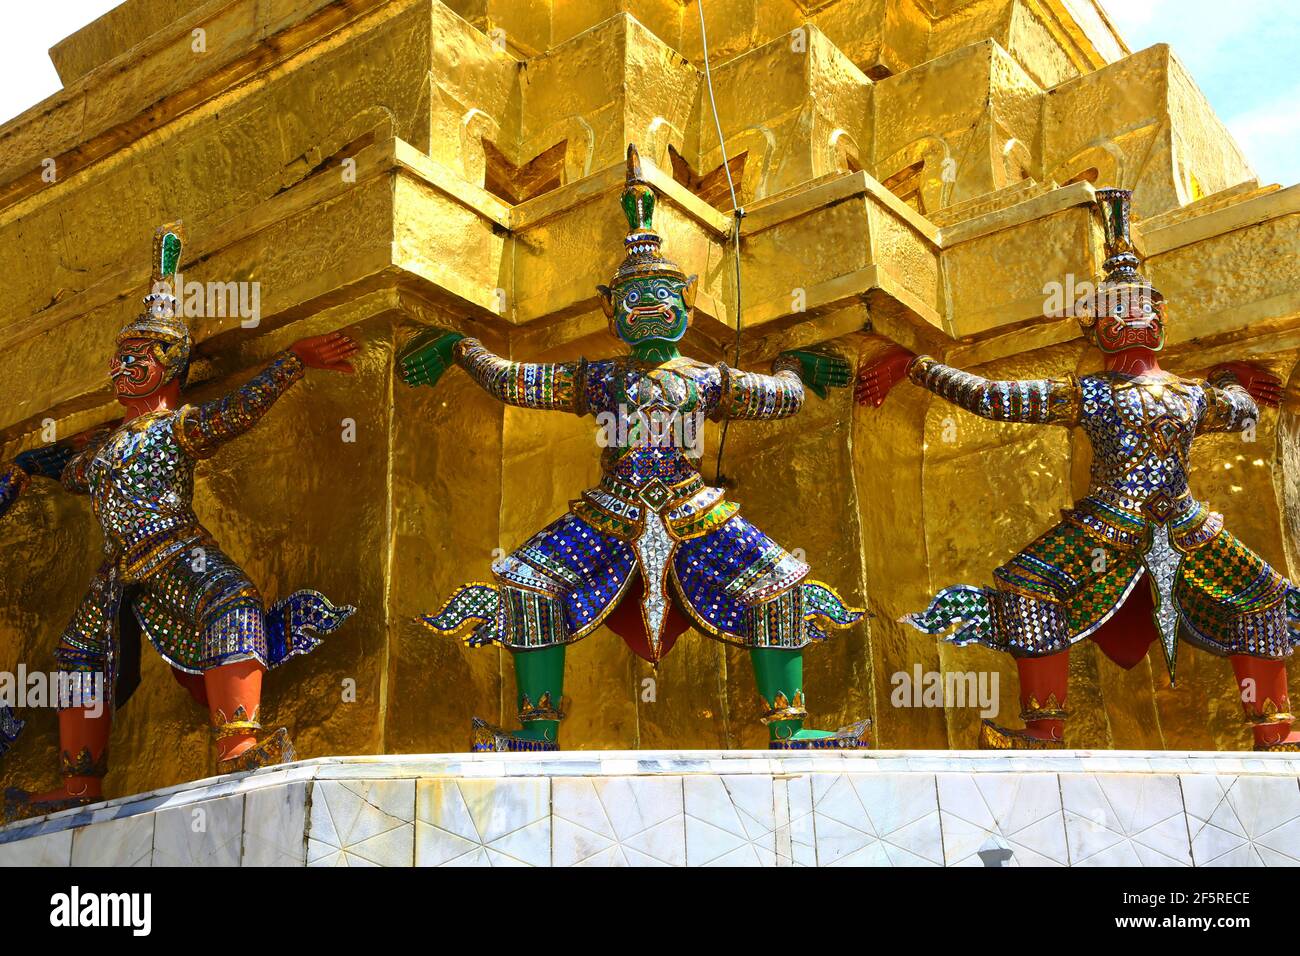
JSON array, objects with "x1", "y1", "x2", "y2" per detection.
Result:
[
  {"x1": 399, "y1": 329, "x2": 464, "y2": 389},
  {"x1": 782, "y1": 348, "x2": 852, "y2": 400}
]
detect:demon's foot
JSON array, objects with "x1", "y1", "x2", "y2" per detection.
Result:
[
  {"x1": 1254, "y1": 730, "x2": 1300, "y2": 752},
  {"x1": 979, "y1": 719, "x2": 1065, "y2": 750},
  {"x1": 2, "y1": 785, "x2": 97, "y2": 825},
  {"x1": 471, "y1": 717, "x2": 559, "y2": 753},
  {"x1": 769, "y1": 719, "x2": 871, "y2": 750},
  {"x1": 218, "y1": 727, "x2": 296, "y2": 774}
]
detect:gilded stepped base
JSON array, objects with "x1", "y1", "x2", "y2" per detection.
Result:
[{"x1": 3, "y1": 751, "x2": 1300, "y2": 866}]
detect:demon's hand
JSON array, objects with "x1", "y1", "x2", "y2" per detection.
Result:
[
  {"x1": 1211, "y1": 361, "x2": 1283, "y2": 409},
  {"x1": 289, "y1": 331, "x2": 360, "y2": 373},
  {"x1": 14, "y1": 443, "x2": 75, "y2": 480},
  {"x1": 399, "y1": 329, "x2": 464, "y2": 389},
  {"x1": 779, "y1": 349, "x2": 852, "y2": 400},
  {"x1": 855, "y1": 345, "x2": 916, "y2": 407}
]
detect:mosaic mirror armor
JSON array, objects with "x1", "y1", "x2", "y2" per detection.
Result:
[
  {"x1": 890, "y1": 189, "x2": 1299, "y2": 750},
  {"x1": 0, "y1": 225, "x2": 357, "y2": 822},
  {"x1": 402, "y1": 144, "x2": 869, "y2": 753}
]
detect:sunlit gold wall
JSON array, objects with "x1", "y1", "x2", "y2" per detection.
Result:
[{"x1": 0, "y1": 0, "x2": 1297, "y2": 796}]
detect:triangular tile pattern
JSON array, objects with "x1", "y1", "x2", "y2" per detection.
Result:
[
  {"x1": 152, "y1": 795, "x2": 244, "y2": 867},
  {"x1": 937, "y1": 773, "x2": 1068, "y2": 866},
  {"x1": 1061, "y1": 774, "x2": 1192, "y2": 866},
  {"x1": 684, "y1": 775, "x2": 778, "y2": 866},
  {"x1": 811, "y1": 773, "x2": 943, "y2": 866},
  {"x1": 553, "y1": 776, "x2": 685, "y2": 867},
  {"x1": 416, "y1": 777, "x2": 550, "y2": 867},
  {"x1": 21, "y1": 759, "x2": 1300, "y2": 867},
  {"x1": 307, "y1": 779, "x2": 415, "y2": 867},
  {"x1": 1182, "y1": 774, "x2": 1300, "y2": 867}
]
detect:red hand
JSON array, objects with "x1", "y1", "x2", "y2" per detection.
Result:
[
  {"x1": 855, "y1": 346, "x2": 916, "y2": 407},
  {"x1": 289, "y1": 331, "x2": 360, "y2": 373},
  {"x1": 1212, "y1": 361, "x2": 1283, "y2": 409}
]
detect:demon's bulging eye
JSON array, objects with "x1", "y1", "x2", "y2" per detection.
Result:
[
  {"x1": 655, "y1": 285, "x2": 670, "y2": 301},
  {"x1": 1113, "y1": 303, "x2": 1125, "y2": 316},
  {"x1": 1142, "y1": 302, "x2": 1154, "y2": 315},
  {"x1": 625, "y1": 289, "x2": 640, "y2": 305}
]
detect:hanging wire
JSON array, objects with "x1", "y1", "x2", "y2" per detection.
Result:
[{"x1": 696, "y1": 0, "x2": 745, "y2": 485}]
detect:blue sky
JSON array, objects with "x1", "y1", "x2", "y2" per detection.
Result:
[
  {"x1": 0, "y1": 1, "x2": 1295, "y2": 188},
  {"x1": 1103, "y1": 0, "x2": 1300, "y2": 188}
]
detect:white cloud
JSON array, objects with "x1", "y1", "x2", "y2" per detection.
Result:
[
  {"x1": 1105, "y1": 0, "x2": 1273, "y2": 46},
  {"x1": 1103, "y1": 0, "x2": 1171, "y2": 32},
  {"x1": 1101, "y1": 0, "x2": 1299, "y2": 186}
]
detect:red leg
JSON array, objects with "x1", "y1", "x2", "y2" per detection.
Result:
[
  {"x1": 204, "y1": 659, "x2": 265, "y2": 762},
  {"x1": 1017, "y1": 650, "x2": 1069, "y2": 741},
  {"x1": 28, "y1": 705, "x2": 111, "y2": 803},
  {"x1": 1230, "y1": 655, "x2": 1298, "y2": 747}
]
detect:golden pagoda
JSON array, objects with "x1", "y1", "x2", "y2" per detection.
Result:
[{"x1": 0, "y1": 0, "x2": 1296, "y2": 797}]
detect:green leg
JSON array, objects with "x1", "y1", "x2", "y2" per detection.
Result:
[
  {"x1": 512, "y1": 644, "x2": 565, "y2": 744},
  {"x1": 749, "y1": 647, "x2": 834, "y2": 743}
]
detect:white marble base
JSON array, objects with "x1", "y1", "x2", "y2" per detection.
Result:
[{"x1": 3, "y1": 750, "x2": 1300, "y2": 866}]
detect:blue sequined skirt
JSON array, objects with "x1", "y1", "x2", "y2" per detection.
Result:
[{"x1": 427, "y1": 510, "x2": 862, "y2": 650}]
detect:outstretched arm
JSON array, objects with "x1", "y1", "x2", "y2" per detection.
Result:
[
  {"x1": 714, "y1": 356, "x2": 805, "y2": 421},
  {"x1": 907, "y1": 355, "x2": 1080, "y2": 425},
  {"x1": 456, "y1": 338, "x2": 586, "y2": 412},
  {"x1": 1199, "y1": 362, "x2": 1278, "y2": 434},
  {"x1": 713, "y1": 349, "x2": 852, "y2": 421},
  {"x1": 857, "y1": 345, "x2": 1080, "y2": 426},
  {"x1": 174, "y1": 331, "x2": 358, "y2": 460},
  {"x1": 399, "y1": 329, "x2": 586, "y2": 414}
]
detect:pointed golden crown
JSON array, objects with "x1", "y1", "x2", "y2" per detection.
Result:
[
  {"x1": 609, "y1": 144, "x2": 686, "y2": 286},
  {"x1": 117, "y1": 222, "x2": 191, "y2": 377},
  {"x1": 1076, "y1": 188, "x2": 1164, "y2": 326}
]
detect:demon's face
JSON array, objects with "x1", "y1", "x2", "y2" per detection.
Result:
[
  {"x1": 599, "y1": 273, "x2": 697, "y2": 347},
  {"x1": 1081, "y1": 286, "x2": 1166, "y2": 354},
  {"x1": 110, "y1": 337, "x2": 172, "y2": 401}
]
